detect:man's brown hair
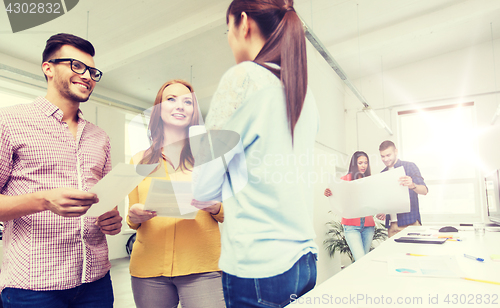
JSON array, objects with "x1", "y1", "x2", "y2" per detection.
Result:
[
  {"x1": 379, "y1": 140, "x2": 396, "y2": 151},
  {"x1": 42, "y1": 33, "x2": 95, "y2": 63},
  {"x1": 42, "y1": 33, "x2": 95, "y2": 81}
]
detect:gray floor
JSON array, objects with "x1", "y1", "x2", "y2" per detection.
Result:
[{"x1": 110, "y1": 257, "x2": 136, "y2": 308}]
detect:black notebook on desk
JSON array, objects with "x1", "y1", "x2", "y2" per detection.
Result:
[{"x1": 394, "y1": 237, "x2": 447, "y2": 244}]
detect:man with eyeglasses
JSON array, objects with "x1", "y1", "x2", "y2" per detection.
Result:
[{"x1": 0, "y1": 33, "x2": 122, "y2": 307}]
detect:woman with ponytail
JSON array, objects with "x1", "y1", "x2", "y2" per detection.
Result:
[{"x1": 192, "y1": 1, "x2": 319, "y2": 306}]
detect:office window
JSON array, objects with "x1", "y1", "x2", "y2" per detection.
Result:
[
  {"x1": 0, "y1": 91, "x2": 32, "y2": 108},
  {"x1": 398, "y1": 103, "x2": 480, "y2": 222},
  {"x1": 123, "y1": 111, "x2": 151, "y2": 219},
  {"x1": 124, "y1": 111, "x2": 151, "y2": 164}
]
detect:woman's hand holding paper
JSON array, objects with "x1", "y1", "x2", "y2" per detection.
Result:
[{"x1": 128, "y1": 203, "x2": 157, "y2": 224}]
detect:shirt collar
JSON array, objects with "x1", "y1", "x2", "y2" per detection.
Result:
[
  {"x1": 34, "y1": 96, "x2": 85, "y2": 122},
  {"x1": 382, "y1": 159, "x2": 401, "y2": 172}
]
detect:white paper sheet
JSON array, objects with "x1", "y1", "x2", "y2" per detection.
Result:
[
  {"x1": 388, "y1": 255, "x2": 463, "y2": 278},
  {"x1": 85, "y1": 163, "x2": 158, "y2": 217},
  {"x1": 143, "y1": 179, "x2": 198, "y2": 219},
  {"x1": 327, "y1": 167, "x2": 410, "y2": 218}
]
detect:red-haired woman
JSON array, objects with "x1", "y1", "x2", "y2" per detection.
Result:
[
  {"x1": 126, "y1": 80, "x2": 225, "y2": 308},
  {"x1": 192, "y1": 1, "x2": 318, "y2": 307}
]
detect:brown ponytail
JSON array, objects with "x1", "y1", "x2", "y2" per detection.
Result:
[{"x1": 227, "y1": 0, "x2": 307, "y2": 142}]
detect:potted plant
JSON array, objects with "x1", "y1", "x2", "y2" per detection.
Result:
[{"x1": 324, "y1": 220, "x2": 388, "y2": 263}]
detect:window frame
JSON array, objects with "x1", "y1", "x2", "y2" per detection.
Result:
[{"x1": 396, "y1": 102, "x2": 483, "y2": 223}]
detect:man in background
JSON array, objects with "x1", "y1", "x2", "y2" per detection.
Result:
[
  {"x1": 376, "y1": 140, "x2": 428, "y2": 237},
  {"x1": 0, "y1": 33, "x2": 122, "y2": 307}
]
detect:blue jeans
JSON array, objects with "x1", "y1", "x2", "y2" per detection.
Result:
[
  {"x1": 1, "y1": 272, "x2": 113, "y2": 308},
  {"x1": 343, "y1": 218, "x2": 375, "y2": 261},
  {"x1": 223, "y1": 252, "x2": 317, "y2": 308}
]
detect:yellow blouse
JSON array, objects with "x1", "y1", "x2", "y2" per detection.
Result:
[{"x1": 126, "y1": 156, "x2": 224, "y2": 278}]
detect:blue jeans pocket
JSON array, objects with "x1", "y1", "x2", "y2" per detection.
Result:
[
  {"x1": 254, "y1": 253, "x2": 316, "y2": 308},
  {"x1": 254, "y1": 272, "x2": 298, "y2": 308},
  {"x1": 223, "y1": 253, "x2": 317, "y2": 308}
]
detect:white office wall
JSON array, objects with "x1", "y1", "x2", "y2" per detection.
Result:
[
  {"x1": 307, "y1": 43, "x2": 348, "y2": 283},
  {"x1": 312, "y1": 144, "x2": 342, "y2": 283},
  {"x1": 344, "y1": 37, "x2": 500, "y2": 222},
  {"x1": 308, "y1": 45, "x2": 347, "y2": 152},
  {"x1": 89, "y1": 104, "x2": 131, "y2": 260}
]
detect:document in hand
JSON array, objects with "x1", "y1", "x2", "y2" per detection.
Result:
[
  {"x1": 327, "y1": 167, "x2": 410, "y2": 218},
  {"x1": 143, "y1": 178, "x2": 198, "y2": 219},
  {"x1": 86, "y1": 163, "x2": 159, "y2": 216}
]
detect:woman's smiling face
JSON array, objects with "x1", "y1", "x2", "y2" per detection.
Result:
[{"x1": 160, "y1": 83, "x2": 194, "y2": 129}]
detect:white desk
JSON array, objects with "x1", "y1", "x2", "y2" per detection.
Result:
[{"x1": 291, "y1": 226, "x2": 500, "y2": 307}]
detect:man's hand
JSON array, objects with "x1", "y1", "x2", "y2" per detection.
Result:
[
  {"x1": 376, "y1": 213, "x2": 386, "y2": 221},
  {"x1": 128, "y1": 203, "x2": 156, "y2": 224},
  {"x1": 399, "y1": 176, "x2": 428, "y2": 195},
  {"x1": 42, "y1": 188, "x2": 98, "y2": 217},
  {"x1": 191, "y1": 199, "x2": 221, "y2": 215},
  {"x1": 97, "y1": 208, "x2": 122, "y2": 235},
  {"x1": 399, "y1": 176, "x2": 415, "y2": 189},
  {"x1": 324, "y1": 188, "x2": 332, "y2": 197}
]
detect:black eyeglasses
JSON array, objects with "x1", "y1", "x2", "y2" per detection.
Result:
[{"x1": 48, "y1": 58, "x2": 103, "y2": 82}]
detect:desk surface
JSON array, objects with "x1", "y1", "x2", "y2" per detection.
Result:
[{"x1": 291, "y1": 226, "x2": 500, "y2": 307}]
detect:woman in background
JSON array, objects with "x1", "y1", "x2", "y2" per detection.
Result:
[
  {"x1": 192, "y1": 0, "x2": 318, "y2": 307},
  {"x1": 324, "y1": 151, "x2": 375, "y2": 261},
  {"x1": 127, "y1": 79, "x2": 225, "y2": 308}
]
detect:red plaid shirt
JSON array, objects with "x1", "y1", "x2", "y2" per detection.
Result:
[{"x1": 0, "y1": 97, "x2": 112, "y2": 291}]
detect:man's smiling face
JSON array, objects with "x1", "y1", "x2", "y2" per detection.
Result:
[{"x1": 50, "y1": 45, "x2": 96, "y2": 103}]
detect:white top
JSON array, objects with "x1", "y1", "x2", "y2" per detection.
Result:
[{"x1": 193, "y1": 61, "x2": 319, "y2": 278}]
